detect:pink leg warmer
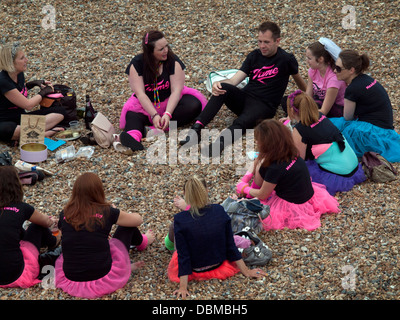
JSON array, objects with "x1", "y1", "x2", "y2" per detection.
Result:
[
  {"x1": 136, "y1": 234, "x2": 148, "y2": 251},
  {"x1": 127, "y1": 130, "x2": 143, "y2": 142}
]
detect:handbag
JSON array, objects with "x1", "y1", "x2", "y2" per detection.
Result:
[
  {"x1": 221, "y1": 197, "x2": 269, "y2": 234},
  {"x1": 90, "y1": 112, "x2": 115, "y2": 148},
  {"x1": 40, "y1": 84, "x2": 78, "y2": 124},
  {"x1": 235, "y1": 227, "x2": 272, "y2": 266},
  {"x1": 19, "y1": 114, "x2": 46, "y2": 146},
  {"x1": 361, "y1": 151, "x2": 397, "y2": 183},
  {"x1": 204, "y1": 69, "x2": 249, "y2": 93}
]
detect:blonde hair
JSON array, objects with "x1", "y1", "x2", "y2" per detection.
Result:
[
  {"x1": 183, "y1": 175, "x2": 209, "y2": 217},
  {"x1": 0, "y1": 42, "x2": 22, "y2": 72},
  {"x1": 287, "y1": 91, "x2": 320, "y2": 127}
]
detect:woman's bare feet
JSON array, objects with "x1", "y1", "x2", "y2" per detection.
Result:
[
  {"x1": 144, "y1": 229, "x2": 155, "y2": 246},
  {"x1": 131, "y1": 261, "x2": 145, "y2": 272},
  {"x1": 45, "y1": 127, "x2": 65, "y2": 138},
  {"x1": 174, "y1": 196, "x2": 188, "y2": 210}
]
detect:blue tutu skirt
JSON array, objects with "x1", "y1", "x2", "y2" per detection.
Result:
[
  {"x1": 307, "y1": 160, "x2": 366, "y2": 195},
  {"x1": 330, "y1": 117, "x2": 400, "y2": 162}
]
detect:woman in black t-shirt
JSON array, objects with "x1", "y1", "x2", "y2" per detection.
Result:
[
  {"x1": 0, "y1": 166, "x2": 60, "y2": 288},
  {"x1": 119, "y1": 30, "x2": 207, "y2": 152},
  {"x1": 0, "y1": 42, "x2": 66, "y2": 144},
  {"x1": 55, "y1": 172, "x2": 155, "y2": 299},
  {"x1": 330, "y1": 49, "x2": 400, "y2": 162},
  {"x1": 236, "y1": 119, "x2": 339, "y2": 231}
]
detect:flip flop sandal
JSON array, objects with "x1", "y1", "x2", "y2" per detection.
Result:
[{"x1": 18, "y1": 172, "x2": 39, "y2": 185}]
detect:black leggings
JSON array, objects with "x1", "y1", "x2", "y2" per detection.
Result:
[
  {"x1": 22, "y1": 223, "x2": 57, "y2": 251},
  {"x1": 197, "y1": 83, "x2": 277, "y2": 135},
  {"x1": 113, "y1": 226, "x2": 144, "y2": 252},
  {"x1": 124, "y1": 94, "x2": 202, "y2": 136}
]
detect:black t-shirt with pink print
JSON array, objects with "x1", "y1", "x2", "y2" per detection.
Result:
[
  {"x1": 58, "y1": 206, "x2": 120, "y2": 282},
  {"x1": 259, "y1": 157, "x2": 314, "y2": 204},
  {"x1": 0, "y1": 202, "x2": 35, "y2": 285},
  {"x1": 0, "y1": 70, "x2": 27, "y2": 122},
  {"x1": 240, "y1": 47, "x2": 299, "y2": 108},
  {"x1": 125, "y1": 53, "x2": 186, "y2": 103}
]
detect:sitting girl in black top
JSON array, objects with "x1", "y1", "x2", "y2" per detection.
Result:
[
  {"x1": 0, "y1": 42, "x2": 66, "y2": 144},
  {"x1": 0, "y1": 166, "x2": 60, "y2": 288},
  {"x1": 236, "y1": 119, "x2": 339, "y2": 231},
  {"x1": 55, "y1": 172, "x2": 154, "y2": 299},
  {"x1": 288, "y1": 90, "x2": 366, "y2": 195},
  {"x1": 168, "y1": 175, "x2": 265, "y2": 299},
  {"x1": 330, "y1": 50, "x2": 400, "y2": 162},
  {"x1": 119, "y1": 30, "x2": 207, "y2": 152}
]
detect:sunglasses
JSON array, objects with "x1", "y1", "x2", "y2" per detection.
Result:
[{"x1": 334, "y1": 65, "x2": 344, "y2": 73}]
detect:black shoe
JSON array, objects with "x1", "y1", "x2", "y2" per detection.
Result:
[
  {"x1": 179, "y1": 123, "x2": 203, "y2": 147},
  {"x1": 120, "y1": 131, "x2": 144, "y2": 151},
  {"x1": 202, "y1": 137, "x2": 225, "y2": 158},
  {"x1": 38, "y1": 246, "x2": 62, "y2": 279}
]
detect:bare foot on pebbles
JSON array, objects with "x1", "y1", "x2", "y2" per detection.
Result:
[{"x1": 131, "y1": 261, "x2": 145, "y2": 272}]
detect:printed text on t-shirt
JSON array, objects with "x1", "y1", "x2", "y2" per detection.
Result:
[{"x1": 252, "y1": 65, "x2": 279, "y2": 83}]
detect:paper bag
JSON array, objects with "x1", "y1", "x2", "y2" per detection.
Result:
[
  {"x1": 91, "y1": 112, "x2": 115, "y2": 148},
  {"x1": 20, "y1": 114, "x2": 46, "y2": 146}
]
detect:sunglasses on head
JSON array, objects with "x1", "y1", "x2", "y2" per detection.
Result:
[{"x1": 334, "y1": 65, "x2": 343, "y2": 73}]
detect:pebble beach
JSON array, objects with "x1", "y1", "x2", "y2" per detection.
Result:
[{"x1": 0, "y1": 0, "x2": 399, "y2": 303}]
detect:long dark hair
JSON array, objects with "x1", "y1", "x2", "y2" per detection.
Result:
[
  {"x1": 141, "y1": 30, "x2": 175, "y2": 84},
  {"x1": 255, "y1": 119, "x2": 299, "y2": 168},
  {"x1": 63, "y1": 172, "x2": 111, "y2": 232},
  {"x1": 0, "y1": 166, "x2": 24, "y2": 209}
]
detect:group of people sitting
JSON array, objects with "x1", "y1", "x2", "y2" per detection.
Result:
[{"x1": 1, "y1": 20, "x2": 399, "y2": 299}]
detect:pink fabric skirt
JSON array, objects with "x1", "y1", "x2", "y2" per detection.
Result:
[
  {"x1": 55, "y1": 238, "x2": 131, "y2": 299},
  {"x1": 119, "y1": 86, "x2": 208, "y2": 129},
  {"x1": 0, "y1": 241, "x2": 41, "y2": 288},
  {"x1": 261, "y1": 182, "x2": 340, "y2": 231},
  {"x1": 168, "y1": 251, "x2": 240, "y2": 283}
]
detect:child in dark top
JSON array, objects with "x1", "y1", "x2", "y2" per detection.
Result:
[
  {"x1": 330, "y1": 50, "x2": 400, "y2": 162},
  {"x1": 287, "y1": 90, "x2": 366, "y2": 195},
  {"x1": 236, "y1": 119, "x2": 340, "y2": 231},
  {"x1": 167, "y1": 175, "x2": 265, "y2": 299},
  {"x1": 119, "y1": 30, "x2": 207, "y2": 152},
  {"x1": 0, "y1": 166, "x2": 60, "y2": 288},
  {"x1": 55, "y1": 172, "x2": 154, "y2": 299}
]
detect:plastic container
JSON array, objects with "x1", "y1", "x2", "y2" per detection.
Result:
[{"x1": 20, "y1": 143, "x2": 48, "y2": 163}]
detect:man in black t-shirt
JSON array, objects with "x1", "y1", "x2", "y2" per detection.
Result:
[{"x1": 180, "y1": 21, "x2": 307, "y2": 155}]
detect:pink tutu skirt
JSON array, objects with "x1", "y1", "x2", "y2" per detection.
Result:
[
  {"x1": 55, "y1": 238, "x2": 131, "y2": 299},
  {"x1": 261, "y1": 182, "x2": 340, "y2": 231},
  {"x1": 119, "y1": 86, "x2": 208, "y2": 129},
  {"x1": 168, "y1": 251, "x2": 240, "y2": 283},
  {"x1": 0, "y1": 241, "x2": 41, "y2": 288}
]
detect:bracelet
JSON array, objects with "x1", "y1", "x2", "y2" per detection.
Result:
[
  {"x1": 240, "y1": 184, "x2": 249, "y2": 194},
  {"x1": 151, "y1": 113, "x2": 159, "y2": 120},
  {"x1": 164, "y1": 111, "x2": 172, "y2": 119}
]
